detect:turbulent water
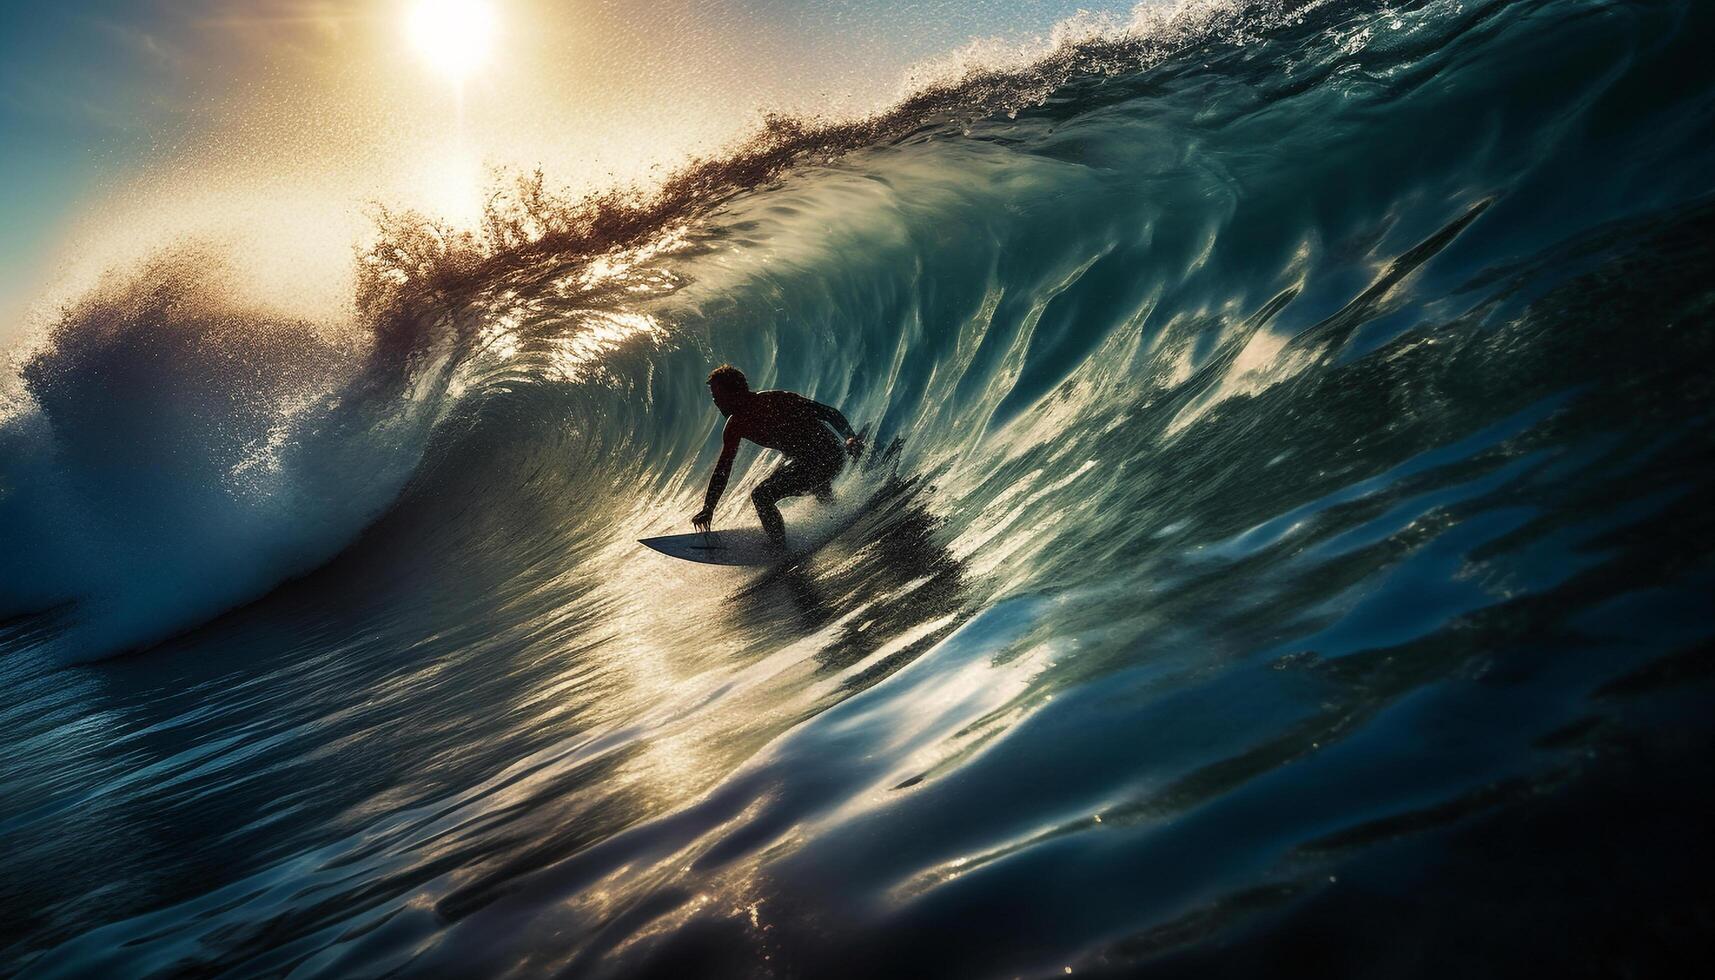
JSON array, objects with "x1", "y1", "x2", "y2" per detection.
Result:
[{"x1": 4, "y1": 0, "x2": 1714, "y2": 975}]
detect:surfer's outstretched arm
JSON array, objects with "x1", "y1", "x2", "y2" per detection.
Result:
[{"x1": 692, "y1": 424, "x2": 742, "y2": 531}]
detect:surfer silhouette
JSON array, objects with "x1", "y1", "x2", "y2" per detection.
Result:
[{"x1": 692, "y1": 365, "x2": 863, "y2": 546}]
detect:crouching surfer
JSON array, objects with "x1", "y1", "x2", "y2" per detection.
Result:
[{"x1": 691, "y1": 365, "x2": 864, "y2": 548}]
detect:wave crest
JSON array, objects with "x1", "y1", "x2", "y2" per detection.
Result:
[{"x1": 0, "y1": 248, "x2": 433, "y2": 658}]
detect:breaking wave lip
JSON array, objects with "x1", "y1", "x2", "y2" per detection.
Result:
[
  {"x1": 351, "y1": 0, "x2": 1295, "y2": 314},
  {"x1": 0, "y1": 249, "x2": 436, "y2": 661},
  {"x1": 0, "y1": 0, "x2": 1298, "y2": 663}
]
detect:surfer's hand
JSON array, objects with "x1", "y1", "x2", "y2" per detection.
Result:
[
  {"x1": 845, "y1": 435, "x2": 864, "y2": 460},
  {"x1": 691, "y1": 508, "x2": 713, "y2": 532}
]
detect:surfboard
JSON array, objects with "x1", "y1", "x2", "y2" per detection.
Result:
[
  {"x1": 638, "y1": 527, "x2": 800, "y2": 566},
  {"x1": 639, "y1": 498, "x2": 871, "y2": 567}
]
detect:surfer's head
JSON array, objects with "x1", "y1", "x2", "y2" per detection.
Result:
[{"x1": 707, "y1": 364, "x2": 750, "y2": 416}]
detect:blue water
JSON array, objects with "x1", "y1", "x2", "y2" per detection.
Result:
[{"x1": 4, "y1": 0, "x2": 1714, "y2": 975}]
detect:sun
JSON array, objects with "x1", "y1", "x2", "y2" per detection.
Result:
[{"x1": 408, "y1": 0, "x2": 498, "y2": 81}]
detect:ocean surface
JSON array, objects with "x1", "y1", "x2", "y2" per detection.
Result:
[{"x1": 3, "y1": 0, "x2": 1714, "y2": 975}]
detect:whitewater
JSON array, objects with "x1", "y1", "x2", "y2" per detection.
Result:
[{"x1": 3, "y1": 0, "x2": 1713, "y2": 975}]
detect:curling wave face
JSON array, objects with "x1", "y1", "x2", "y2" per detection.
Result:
[{"x1": 3, "y1": 0, "x2": 1715, "y2": 975}]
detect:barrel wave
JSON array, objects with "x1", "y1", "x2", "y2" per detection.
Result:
[{"x1": 3, "y1": 0, "x2": 1713, "y2": 975}]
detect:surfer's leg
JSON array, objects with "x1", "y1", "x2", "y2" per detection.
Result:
[
  {"x1": 813, "y1": 453, "x2": 843, "y2": 503},
  {"x1": 753, "y1": 490, "x2": 786, "y2": 546},
  {"x1": 752, "y1": 461, "x2": 825, "y2": 546},
  {"x1": 752, "y1": 467, "x2": 799, "y2": 546}
]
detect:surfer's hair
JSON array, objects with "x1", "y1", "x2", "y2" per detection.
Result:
[{"x1": 707, "y1": 365, "x2": 749, "y2": 394}]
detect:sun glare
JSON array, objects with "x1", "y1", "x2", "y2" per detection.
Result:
[{"x1": 408, "y1": 0, "x2": 497, "y2": 81}]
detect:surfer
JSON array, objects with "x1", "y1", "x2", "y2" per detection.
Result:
[{"x1": 692, "y1": 365, "x2": 864, "y2": 546}]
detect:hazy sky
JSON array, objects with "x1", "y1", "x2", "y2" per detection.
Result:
[{"x1": 0, "y1": 1, "x2": 1142, "y2": 342}]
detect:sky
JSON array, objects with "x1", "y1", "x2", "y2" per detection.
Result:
[{"x1": 0, "y1": 0, "x2": 1143, "y2": 346}]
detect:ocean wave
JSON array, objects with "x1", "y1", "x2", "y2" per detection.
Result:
[
  {"x1": 3, "y1": 1, "x2": 1714, "y2": 967},
  {"x1": 4, "y1": 0, "x2": 1712, "y2": 658},
  {"x1": 0, "y1": 0, "x2": 1342, "y2": 662}
]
